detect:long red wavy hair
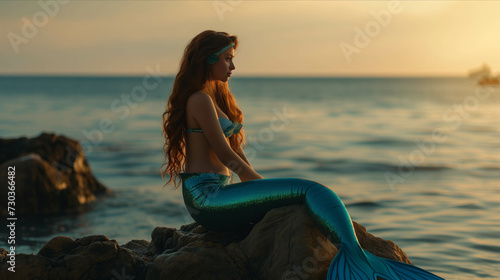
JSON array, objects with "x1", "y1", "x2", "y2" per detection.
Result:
[{"x1": 161, "y1": 30, "x2": 245, "y2": 189}]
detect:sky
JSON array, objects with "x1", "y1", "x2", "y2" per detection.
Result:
[{"x1": 0, "y1": 1, "x2": 499, "y2": 77}]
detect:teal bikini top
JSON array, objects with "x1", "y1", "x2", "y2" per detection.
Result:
[{"x1": 186, "y1": 117, "x2": 242, "y2": 138}]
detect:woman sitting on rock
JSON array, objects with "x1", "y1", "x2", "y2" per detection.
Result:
[{"x1": 161, "y1": 30, "x2": 443, "y2": 280}]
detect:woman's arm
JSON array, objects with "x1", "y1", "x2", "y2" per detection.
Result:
[
  {"x1": 188, "y1": 92, "x2": 263, "y2": 181},
  {"x1": 235, "y1": 146, "x2": 250, "y2": 166},
  {"x1": 234, "y1": 147, "x2": 262, "y2": 181}
]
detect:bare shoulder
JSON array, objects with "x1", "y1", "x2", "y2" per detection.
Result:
[
  {"x1": 186, "y1": 91, "x2": 216, "y2": 118},
  {"x1": 187, "y1": 91, "x2": 213, "y2": 109}
]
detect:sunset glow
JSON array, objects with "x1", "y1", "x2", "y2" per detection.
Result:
[{"x1": 0, "y1": 1, "x2": 499, "y2": 76}]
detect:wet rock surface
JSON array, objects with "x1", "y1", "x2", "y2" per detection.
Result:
[{"x1": 1, "y1": 205, "x2": 411, "y2": 280}]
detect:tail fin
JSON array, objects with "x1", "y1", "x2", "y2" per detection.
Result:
[{"x1": 327, "y1": 246, "x2": 445, "y2": 280}]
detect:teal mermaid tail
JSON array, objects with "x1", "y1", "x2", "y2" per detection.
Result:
[
  {"x1": 180, "y1": 173, "x2": 444, "y2": 279},
  {"x1": 327, "y1": 245, "x2": 445, "y2": 280}
]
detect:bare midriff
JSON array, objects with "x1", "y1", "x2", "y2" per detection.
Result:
[{"x1": 184, "y1": 132, "x2": 231, "y2": 176}]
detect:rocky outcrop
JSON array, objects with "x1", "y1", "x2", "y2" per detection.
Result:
[
  {"x1": 0, "y1": 205, "x2": 411, "y2": 280},
  {"x1": 0, "y1": 132, "x2": 110, "y2": 216}
]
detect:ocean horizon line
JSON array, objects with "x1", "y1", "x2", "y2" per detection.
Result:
[{"x1": 0, "y1": 73, "x2": 467, "y2": 79}]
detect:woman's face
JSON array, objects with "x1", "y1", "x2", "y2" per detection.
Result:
[{"x1": 211, "y1": 47, "x2": 235, "y2": 82}]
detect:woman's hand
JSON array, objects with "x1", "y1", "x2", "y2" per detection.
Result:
[
  {"x1": 234, "y1": 147, "x2": 263, "y2": 181},
  {"x1": 239, "y1": 170, "x2": 264, "y2": 182}
]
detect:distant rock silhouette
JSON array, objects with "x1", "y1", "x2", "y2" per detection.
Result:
[{"x1": 0, "y1": 132, "x2": 110, "y2": 216}]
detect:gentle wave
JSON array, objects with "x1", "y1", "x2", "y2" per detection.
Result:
[
  {"x1": 352, "y1": 138, "x2": 414, "y2": 147},
  {"x1": 346, "y1": 200, "x2": 382, "y2": 208},
  {"x1": 294, "y1": 157, "x2": 451, "y2": 174}
]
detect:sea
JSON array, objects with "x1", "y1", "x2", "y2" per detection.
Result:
[{"x1": 0, "y1": 76, "x2": 499, "y2": 279}]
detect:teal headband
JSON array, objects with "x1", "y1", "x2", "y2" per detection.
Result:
[{"x1": 206, "y1": 43, "x2": 235, "y2": 64}]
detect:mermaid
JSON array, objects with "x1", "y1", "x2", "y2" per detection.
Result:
[{"x1": 161, "y1": 30, "x2": 444, "y2": 280}]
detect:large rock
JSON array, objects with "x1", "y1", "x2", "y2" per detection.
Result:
[
  {"x1": 0, "y1": 132, "x2": 110, "y2": 216},
  {"x1": 0, "y1": 205, "x2": 411, "y2": 280}
]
